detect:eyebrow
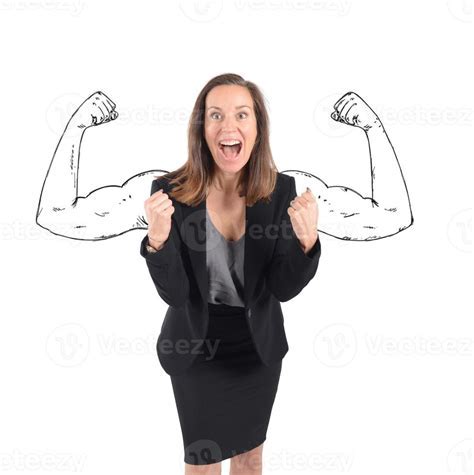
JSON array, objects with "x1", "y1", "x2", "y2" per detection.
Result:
[{"x1": 206, "y1": 105, "x2": 252, "y2": 111}]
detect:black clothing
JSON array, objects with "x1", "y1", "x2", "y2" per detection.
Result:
[
  {"x1": 170, "y1": 302, "x2": 282, "y2": 465},
  {"x1": 139, "y1": 172, "x2": 322, "y2": 377}
]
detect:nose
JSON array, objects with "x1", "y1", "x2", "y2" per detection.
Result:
[{"x1": 221, "y1": 114, "x2": 238, "y2": 130}]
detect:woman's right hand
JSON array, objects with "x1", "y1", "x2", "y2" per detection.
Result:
[{"x1": 144, "y1": 184, "x2": 175, "y2": 249}]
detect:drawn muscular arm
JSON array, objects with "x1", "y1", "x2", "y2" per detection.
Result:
[
  {"x1": 284, "y1": 92, "x2": 414, "y2": 241},
  {"x1": 36, "y1": 91, "x2": 167, "y2": 240},
  {"x1": 37, "y1": 90, "x2": 413, "y2": 242}
]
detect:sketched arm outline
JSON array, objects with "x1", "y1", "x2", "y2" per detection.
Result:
[
  {"x1": 36, "y1": 91, "x2": 160, "y2": 240},
  {"x1": 37, "y1": 90, "x2": 413, "y2": 242}
]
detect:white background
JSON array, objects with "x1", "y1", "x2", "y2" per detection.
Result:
[{"x1": 0, "y1": 0, "x2": 472, "y2": 473}]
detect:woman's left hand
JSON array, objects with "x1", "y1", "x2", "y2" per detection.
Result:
[{"x1": 288, "y1": 187, "x2": 319, "y2": 253}]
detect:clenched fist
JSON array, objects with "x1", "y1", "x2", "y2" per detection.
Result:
[
  {"x1": 288, "y1": 187, "x2": 319, "y2": 253},
  {"x1": 72, "y1": 91, "x2": 118, "y2": 129},
  {"x1": 144, "y1": 183, "x2": 176, "y2": 250},
  {"x1": 331, "y1": 92, "x2": 381, "y2": 132}
]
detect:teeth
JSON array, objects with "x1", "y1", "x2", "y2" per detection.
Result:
[{"x1": 219, "y1": 140, "x2": 241, "y2": 146}]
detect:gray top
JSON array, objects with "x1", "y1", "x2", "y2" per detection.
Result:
[{"x1": 206, "y1": 209, "x2": 245, "y2": 307}]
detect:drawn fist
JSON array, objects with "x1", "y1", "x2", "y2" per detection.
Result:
[
  {"x1": 144, "y1": 183, "x2": 175, "y2": 249},
  {"x1": 330, "y1": 92, "x2": 381, "y2": 132},
  {"x1": 288, "y1": 188, "x2": 319, "y2": 251},
  {"x1": 72, "y1": 91, "x2": 118, "y2": 129}
]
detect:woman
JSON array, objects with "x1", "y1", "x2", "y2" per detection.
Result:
[{"x1": 141, "y1": 73, "x2": 321, "y2": 473}]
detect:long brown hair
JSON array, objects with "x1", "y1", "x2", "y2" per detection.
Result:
[{"x1": 160, "y1": 73, "x2": 279, "y2": 207}]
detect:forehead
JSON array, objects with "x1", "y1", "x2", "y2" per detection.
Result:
[{"x1": 206, "y1": 85, "x2": 253, "y2": 109}]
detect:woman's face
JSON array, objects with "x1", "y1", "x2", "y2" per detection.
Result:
[{"x1": 204, "y1": 84, "x2": 258, "y2": 175}]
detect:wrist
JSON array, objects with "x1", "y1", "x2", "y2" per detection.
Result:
[
  {"x1": 148, "y1": 236, "x2": 165, "y2": 251},
  {"x1": 365, "y1": 117, "x2": 384, "y2": 134},
  {"x1": 300, "y1": 232, "x2": 318, "y2": 254},
  {"x1": 65, "y1": 120, "x2": 87, "y2": 137}
]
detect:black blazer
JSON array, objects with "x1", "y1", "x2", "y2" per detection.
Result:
[{"x1": 139, "y1": 172, "x2": 322, "y2": 376}]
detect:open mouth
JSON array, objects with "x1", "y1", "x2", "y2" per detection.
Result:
[{"x1": 218, "y1": 140, "x2": 243, "y2": 161}]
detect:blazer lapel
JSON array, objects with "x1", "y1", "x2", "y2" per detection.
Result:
[
  {"x1": 179, "y1": 197, "x2": 268, "y2": 308},
  {"x1": 179, "y1": 199, "x2": 208, "y2": 304},
  {"x1": 244, "y1": 200, "x2": 270, "y2": 307}
]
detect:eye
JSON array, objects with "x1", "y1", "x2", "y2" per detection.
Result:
[
  {"x1": 210, "y1": 112, "x2": 221, "y2": 120},
  {"x1": 238, "y1": 112, "x2": 248, "y2": 119}
]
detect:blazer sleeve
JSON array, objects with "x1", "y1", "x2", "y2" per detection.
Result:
[
  {"x1": 265, "y1": 176, "x2": 322, "y2": 302},
  {"x1": 139, "y1": 177, "x2": 190, "y2": 308}
]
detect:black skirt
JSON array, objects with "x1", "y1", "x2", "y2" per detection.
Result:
[{"x1": 170, "y1": 302, "x2": 282, "y2": 465}]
